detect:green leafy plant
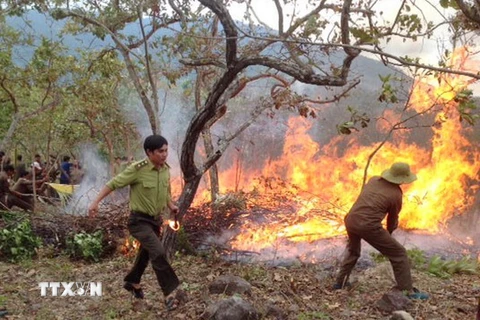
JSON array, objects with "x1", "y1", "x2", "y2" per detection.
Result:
[
  {"x1": 370, "y1": 251, "x2": 387, "y2": 263},
  {"x1": 336, "y1": 106, "x2": 370, "y2": 135},
  {"x1": 240, "y1": 265, "x2": 268, "y2": 282},
  {"x1": 407, "y1": 248, "x2": 427, "y2": 268},
  {"x1": 427, "y1": 255, "x2": 478, "y2": 278},
  {"x1": 0, "y1": 219, "x2": 42, "y2": 262},
  {"x1": 371, "y1": 248, "x2": 426, "y2": 269},
  {"x1": 176, "y1": 227, "x2": 196, "y2": 255},
  {"x1": 0, "y1": 295, "x2": 7, "y2": 308},
  {"x1": 66, "y1": 231, "x2": 103, "y2": 262},
  {"x1": 454, "y1": 89, "x2": 479, "y2": 125}
]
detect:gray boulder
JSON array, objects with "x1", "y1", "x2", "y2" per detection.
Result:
[{"x1": 200, "y1": 296, "x2": 260, "y2": 320}]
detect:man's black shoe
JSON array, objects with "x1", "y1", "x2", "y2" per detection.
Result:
[
  {"x1": 123, "y1": 282, "x2": 144, "y2": 299},
  {"x1": 332, "y1": 282, "x2": 351, "y2": 290}
]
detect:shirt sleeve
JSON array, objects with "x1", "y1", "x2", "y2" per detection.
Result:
[
  {"x1": 167, "y1": 171, "x2": 172, "y2": 202},
  {"x1": 106, "y1": 164, "x2": 137, "y2": 190},
  {"x1": 386, "y1": 192, "x2": 402, "y2": 233}
]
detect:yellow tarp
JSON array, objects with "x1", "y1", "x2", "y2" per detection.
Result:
[{"x1": 46, "y1": 183, "x2": 78, "y2": 195}]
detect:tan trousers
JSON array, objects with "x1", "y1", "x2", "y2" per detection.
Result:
[{"x1": 336, "y1": 217, "x2": 412, "y2": 291}]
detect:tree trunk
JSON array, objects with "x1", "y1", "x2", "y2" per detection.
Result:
[
  {"x1": 0, "y1": 113, "x2": 20, "y2": 152},
  {"x1": 202, "y1": 130, "x2": 219, "y2": 202},
  {"x1": 195, "y1": 69, "x2": 219, "y2": 202},
  {"x1": 115, "y1": 45, "x2": 159, "y2": 135},
  {"x1": 162, "y1": 175, "x2": 202, "y2": 259}
]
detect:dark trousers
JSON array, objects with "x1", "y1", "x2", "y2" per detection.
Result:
[
  {"x1": 336, "y1": 215, "x2": 412, "y2": 291},
  {"x1": 1, "y1": 194, "x2": 33, "y2": 211},
  {"x1": 124, "y1": 212, "x2": 180, "y2": 297}
]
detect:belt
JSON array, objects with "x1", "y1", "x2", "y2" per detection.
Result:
[{"x1": 131, "y1": 211, "x2": 158, "y2": 220}]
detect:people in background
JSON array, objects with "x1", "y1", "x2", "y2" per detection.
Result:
[
  {"x1": 32, "y1": 154, "x2": 43, "y2": 177},
  {"x1": 14, "y1": 155, "x2": 27, "y2": 182},
  {"x1": 59, "y1": 156, "x2": 72, "y2": 184},
  {"x1": 70, "y1": 159, "x2": 84, "y2": 185},
  {"x1": 12, "y1": 170, "x2": 48, "y2": 207},
  {"x1": 0, "y1": 165, "x2": 33, "y2": 211}
]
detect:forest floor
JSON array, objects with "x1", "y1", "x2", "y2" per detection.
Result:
[
  {"x1": 0, "y1": 197, "x2": 479, "y2": 320},
  {"x1": 0, "y1": 250, "x2": 479, "y2": 320}
]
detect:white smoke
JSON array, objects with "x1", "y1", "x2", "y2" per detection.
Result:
[{"x1": 66, "y1": 144, "x2": 110, "y2": 215}]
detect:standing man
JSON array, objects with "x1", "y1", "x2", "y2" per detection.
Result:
[
  {"x1": 14, "y1": 155, "x2": 27, "y2": 182},
  {"x1": 32, "y1": 154, "x2": 43, "y2": 178},
  {"x1": 59, "y1": 156, "x2": 72, "y2": 184},
  {"x1": 88, "y1": 135, "x2": 182, "y2": 311},
  {"x1": 334, "y1": 162, "x2": 428, "y2": 300}
]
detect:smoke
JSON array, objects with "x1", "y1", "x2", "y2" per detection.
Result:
[
  {"x1": 208, "y1": 227, "x2": 479, "y2": 266},
  {"x1": 65, "y1": 92, "x2": 192, "y2": 215},
  {"x1": 120, "y1": 90, "x2": 192, "y2": 179},
  {"x1": 66, "y1": 144, "x2": 110, "y2": 215}
]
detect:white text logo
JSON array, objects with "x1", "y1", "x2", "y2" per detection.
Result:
[{"x1": 39, "y1": 282, "x2": 102, "y2": 297}]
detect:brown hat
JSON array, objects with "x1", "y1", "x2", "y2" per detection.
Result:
[{"x1": 381, "y1": 162, "x2": 417, "y2": 184}]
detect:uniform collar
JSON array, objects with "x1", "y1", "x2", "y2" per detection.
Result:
[{"x1": 144, "y1": 158, "x2": 170, "y2": 170}]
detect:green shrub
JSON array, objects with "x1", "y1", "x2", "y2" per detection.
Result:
[
  {"x1": 370, "y1": 251, "x2": 387, "y2": 263},
  {"x1": 407, "y1": 248, "x2": 427, "y2": 268},
  {"x1": 176, "y1": 227, "x2": 196, "y2": 255},
  {"x1": 0, "y1": 219, "x2": 42, "y2": 262},
  {"x1": 427, "y1": 255, "x2": 478, "y2": 278},
  {"x1": 371, "y1": 248, "x2": 426, "y2": 269},
  {"x1": 66, "y1": 231, "x2": 103, "y2": 262}
]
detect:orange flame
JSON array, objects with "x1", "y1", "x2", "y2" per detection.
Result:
[
  {"x1": 121, "y1": 237, "x2": 140, "y2": 257},
  {"x1": 168, "y1": 219, "x2": 180, "y2": 231},
  {"x1": 176, "y1": 47, "x2": 480, "y2": 255},
  {"x1": 229, "y1": 47, "x2": 479, "y2": 252}
]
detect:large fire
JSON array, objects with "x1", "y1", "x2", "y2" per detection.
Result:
[{"x1": 185, "y1": 47, "x2": 480, "y2": 255}]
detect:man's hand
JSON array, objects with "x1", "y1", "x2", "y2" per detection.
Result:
[
  {"x1": 88, "y1": 203, "x2": 98, "y2": 218},
  {"x1": 170, "y1": 204, "x2": 179, "y2": 215}
]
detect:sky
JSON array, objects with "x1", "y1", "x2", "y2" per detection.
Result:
[{"x1": 226, "y1": 0, "x2": 480, "y2": 95}]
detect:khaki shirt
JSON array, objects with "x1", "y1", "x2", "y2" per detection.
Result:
[
  {"x1": 345, "y1": 176, "x2": 402, "y2": 232},
  {"x1": 106, "y1": 158, "x2": 171, "y2": 217}
]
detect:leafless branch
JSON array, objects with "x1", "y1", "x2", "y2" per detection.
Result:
[
  {"x1": 127, "y1": 16, "x2": 181, "y2": 50},
  {"x1": 304, "y1": 79, "x2": 361, "y2": 106},
  {"x1": 273, "y1": 0, "x2": 284, "y2": 35},
  {"x1": 62, "y1": 10, "x2": 144, "y2": 61},
  {"x1": 24, "y1": 96, "x2": 61, "y2": 120},
  {"x1": 138, "y1": 6, "x2": 158, "y2": 122},
  {"x1": 0, "y1": 76, "x2": 20, "y2": 113},
  {"x1": 168, "y1": 0, "x2": 187, "y2": 28},
  {"x1": 455, "y1": 0, "x2": 480, "y2": 24},
  {"x1": 200, "y1": 103, "x2": 268, "y2": 175},
  {"x1": 233, "y1": 31, "x2": 480, "y2": 80},
  {"x1": 199, "y1": 0, "x2": 237, "y2": 66},
  {"x1": 180, "y1": 58, "x2": 226, "y2": 68}
]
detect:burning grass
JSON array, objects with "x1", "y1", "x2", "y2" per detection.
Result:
[{"x1": 183, "y1": 187, "x2": 480, "y2": 265}]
